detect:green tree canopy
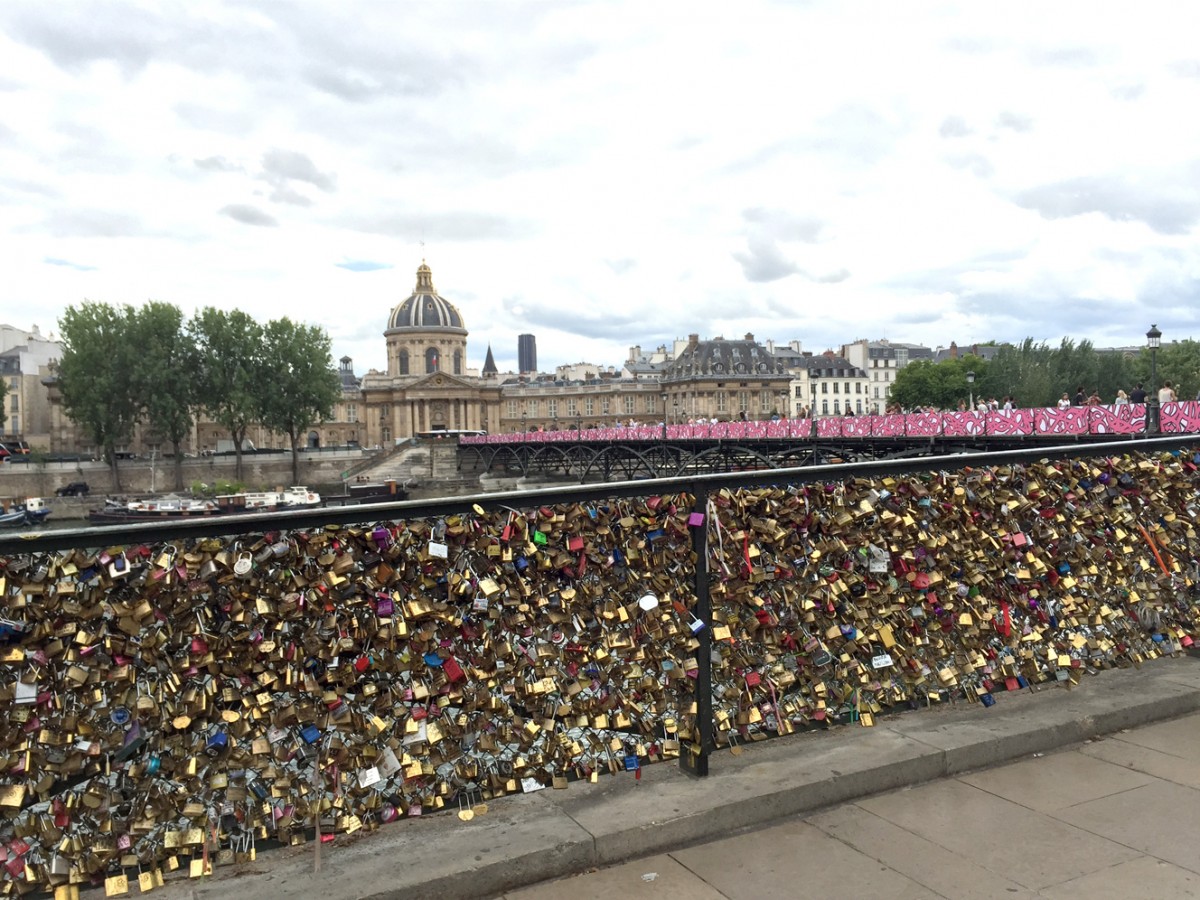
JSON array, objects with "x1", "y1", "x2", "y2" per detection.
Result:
[
  {"x1": 888, "y1": 355, "x2": 988, "y2": 411},
  {"x1": 190, "y1": 308, "x2": 264, "y2": 481},
  {"x1": 56, "y1": 301, "x2": 143, "y2": 490},
  {"x1": 136, "y1": 301, "x2": 199, "y2": 490},
  {"x1": 259, "y1": 317, "x2": 341, "y2": 484}
]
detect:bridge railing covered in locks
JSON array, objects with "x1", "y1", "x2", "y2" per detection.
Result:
[{"x1": 3, "y1": 437, "x2": 1200, "y2": 895}]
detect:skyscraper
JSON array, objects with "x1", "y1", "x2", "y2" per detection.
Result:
[{"x1": 518, "y1": 333, "x2": 537, "y2": 374}]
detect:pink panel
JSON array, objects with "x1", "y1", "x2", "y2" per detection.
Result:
[
  {"x1": 1090, "y1": 404, "x2": 1143, "y2": 434},
  {"x1": 904, "y1": 413, "x2": 939, "y2": 437},
  {"x1": 1035, "y1": 407, "x2": 1088, "y2": 435},
  {"x1": 816, "y1": 418, "x2": 842, "y2": 438},
  {"x1": 842, "y1": 417, "x2": 872, "y2": 437},
  {"x1": 1160, "y1": 401, "x2": 1200, "y2": 433}
]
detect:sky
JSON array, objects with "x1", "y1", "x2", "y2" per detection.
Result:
[{"x1": 3, "y1": 2, "x2": 1200, "y2": 377}]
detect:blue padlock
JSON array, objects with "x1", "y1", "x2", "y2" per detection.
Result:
[
  {"x1": 146, "y1": 754, "x2": 161, "y2": 775},
  {"x1": 980, "y1": 693, "x2": 996, "y2": 708},
  {"x1": 206, "y1": 730, "x2": 228, "y2": 756},
  {"x1": 623, "y1": 754, "x2": 639, "y2": 772},
  {"x1": 300, "y1": 723, "x2": 321, "y2": 744},
  {"x1": 424, "y1": 652, "x2": 444, "y2": 667}
]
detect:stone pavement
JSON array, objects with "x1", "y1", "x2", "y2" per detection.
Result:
[
  {"x1": 511, "y1": 708, "x2": 1200, "y2": 899},
  {"x1": 150, "y1": 657, "x2": 1200, "y2": 900}
]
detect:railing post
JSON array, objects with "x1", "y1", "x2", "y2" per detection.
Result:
[{"x1": 681, "y1": 485, "x2": 712, "y2": 777}]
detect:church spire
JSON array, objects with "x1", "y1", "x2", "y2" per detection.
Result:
[{"x1": 482, "y1": 343, "x2": 498, "y2": 376}]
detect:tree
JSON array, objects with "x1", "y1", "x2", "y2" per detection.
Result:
[
  {"x1": 259, "y1": 318, "x2": 342, "y2": 484},
  {"x1": 190, "y1": 308, "x2": 264, "y2": 481},
  {"x1": 56, "y1": 302, "x2": 142, "y2": 490},
  {"x1": 135, "y1": 302, "x2": 199, "y2": 490},
  {"x1": 889, "y1": 355, "x2": 988, "y2": 411},
  {"x1": 1132, "y1": 339, "x2": 1200, "y2": 401}
]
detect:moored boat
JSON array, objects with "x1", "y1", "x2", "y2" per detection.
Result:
[
  {"x1": 0, "y1": 497, "x2": 51, "y2": 528},
  {"x1": 87, "y1": 487, "x2": 322, "y2": 524}
]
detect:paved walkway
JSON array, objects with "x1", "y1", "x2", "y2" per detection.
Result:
[
  {"x1": 509, "y1": 711, "x2": 1200, "y2": 899},
  {"x1": 150, "y1": 658, "x2": 1200, "y2": 900}
]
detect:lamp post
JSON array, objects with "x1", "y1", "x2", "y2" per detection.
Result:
[
  {"x1": 660, "y1": 391, "x2": 668, "y2": 440},
  {"x1": 966, "y1": 370, "x2": 976, "y2": 411},
  {"x1": 1147, "y1": 324, "x2": 1162, "y2": 434},
  {"x1": 577, "y1": 414, "x2": 583, "y2": 441},
  {"x1": 810, "y1": 372, "x2": 820, "y2": 438}
]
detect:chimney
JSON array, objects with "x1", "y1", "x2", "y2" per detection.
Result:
[{"x1": 744, "y1": 332, "x2": 754, "y2": 342}]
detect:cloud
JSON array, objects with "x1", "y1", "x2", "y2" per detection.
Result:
[
  {"x1": 268, "y1": 185, "x2": 313, "y2": 207},
  {"x1": 939, "y1": 116, "x2": 972, "y2": 139},
  {"x1": 43, "y1": 256, "x2": 96, "y2": 271},
  {"x1": 1027, "y1": 46, "x2": 1099, "y2": 67},
  {"x1": 1167, "y1": 59, "x2": 1200, "y2": 79},
  {"x1": 261, "y1": 149, "x2": 336, "y2": 192},
  {"x1": 996, "y1": 111, "x2": 1033, "y2": 132},
  {"x1": 604, "y1": 258, "x2": 636, "y2": 275},
  {"x1": 945, "y1": 152, "x2": 995, "y2": 178},
  {"x1": 814, "y1": 268, "x2": 851, "y2": 284},
  {"x1": 194, "y1": 155, "x2": 242, "y2": 173},
  {"x1": 1014, "y1": 175, "x2": 1200, "y2": 235},
  {"x1": 741, "y1": 208, "x2": 824, "y2": 243},
  {"x1": 42, "y1": 209, "x2": 145, "y2": 238},
  {"x1": 335, "y1": 259, "x2": 392, "y2": 272},
  {"x1": 1111, "y1": 84, "x2": 1145, "y2": 101},
  {"x1": 219, "y1": 204, "x2": 278, "y2": 227},
  {"x1": 343, "y1": 211, "x2": 537, "y2": 241},
  {"x1": 733, "y1": 235, "x2": 799, "y2": 283}
]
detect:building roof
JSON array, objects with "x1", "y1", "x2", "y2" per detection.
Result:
[
  {"x1": 803, "y1": 354, "x2": 865, "y2": 378},
  {"x1": 663, "y1": 334, "x2": 786, "y2": 380},
  {"x1": 482, "y1": 344, "x2": 498, "y2": 376},
  {"x1": 386, "y1": 263, "x2": 467, "y2": 334}
]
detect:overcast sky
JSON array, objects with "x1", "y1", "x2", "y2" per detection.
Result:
[{"x1": 3, "y1": 2, "x2": 1199, "y2": 376}]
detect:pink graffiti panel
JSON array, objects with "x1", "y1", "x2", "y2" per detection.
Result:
[
  {"x1": 816, "y1": 418, "x2": 843, "y2": 438},
  {"x1": 904, "y1": 412, "x2": 942, "y2": 437},
  {"x1": 1161, "y1": 401, "x2": 1200, "y2": 433},
  {"x1": 1090, "y1": 404, "x2": 1143, "y2": 434},
  {"x1": 1035, "y1": 407, "x2": 1089, "y2": 435}
]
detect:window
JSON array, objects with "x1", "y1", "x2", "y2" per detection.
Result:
[
  {"x1": 382, "y1": 426, "x2": 391, "y2": 443},
  {"x1": 833, "y1": 400, "x2": 841, "y2": 414},
  {"x1": 506, "y1": 400, "x2": 518, "y2": 418},
  {"x1": 585, "y1": 397, "x2": 595, "y2": 416},
  {"x1": 737, "y1": 391, "x2": 748, "y2": 413},
  {"x1": 856, "y1": 400, "x2": 863, "y2": 413},
  {"x1": 398, "y1": 350, "x2": 409, "y2": 375},
  {"x1": 760, "y1": 391, "x2": 771, "y2": 411},
  {"x1": 8, "y1": 415, "x2": 16, "y2": 434},
  {"x1": 548, "y1": 399, "x2": 558, "y2": 418},
  {"x1": 843, "y1": 382, "x2": 850, "y2": 394},
  {"x1": 716, "y1": 392, "x2": 728, "y2": 412},
  {"x1": 855, "y1": 384, "x2": 861, "y2": 394},
  {"x1": 8, "y1": 395, "x2": 17, "y2": 412},
  {"x1": 794, "y1": 387, "x2": 803, "y2": 398},
  {"x1": 873, "y1": 387, "x2": 880, "y2": 399},
  {"x1": 566, "y1": 399, "x2": 578, "y2": 417},
  {"x1": 624, "y1": 396, "x2": 635, "y2": 415},
  {"x1": 453, "y1": 350, "x2": 462, "y2": 375},
  {"x1": 601, "y1": 398, "x2": 610, "y2": 415},
  {"x1": 821, "y1": 400, "x2": 829, "y2": 415},
  {"x1": 346, "y1": 403, "x2": 357, "y2": 423},
  {"x1": 424, "y1": 347, "x2": 439, "y2": 373},
  {"x1": 832, "y1": 383, "x2": 839, "y2": 394},
  {"x1": 644, "y1": 395, "x2": 656, "y2": 414}
]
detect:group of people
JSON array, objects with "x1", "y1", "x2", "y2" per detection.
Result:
[{"x1": 1056, "y1": 382, "x2": 1183, "y2": 409}]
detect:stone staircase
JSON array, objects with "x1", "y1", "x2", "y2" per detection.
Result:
[{"x1": 351, "y1": 442, "x2": 483, "y2": 499}]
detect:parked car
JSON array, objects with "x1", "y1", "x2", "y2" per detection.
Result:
[{"x1": 55, "y1": 482, "x2": 90, "y2": 497}]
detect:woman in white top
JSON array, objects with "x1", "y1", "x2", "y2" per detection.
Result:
[
  {"x1": 1114, "y1": 390, "x2": 1129, "y2": 406},
  {"x1": 1056, "y1": 393, "x2": 1071, "y2": 410},
  {"x1": 1159, "y1": 381, "x2": 1177, "y2": 404}
]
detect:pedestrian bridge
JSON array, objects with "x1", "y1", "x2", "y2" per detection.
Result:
[{"x1": 458, "y1": 401, "x2": 1200, "y2": 480}]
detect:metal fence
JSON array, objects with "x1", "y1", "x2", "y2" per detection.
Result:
[{"x1": 1, "y1": 435, "x2": 1199, "y2": 894}]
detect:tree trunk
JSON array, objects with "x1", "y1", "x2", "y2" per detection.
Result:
[
  {"x1": 172, "y1": 439, "x2": 185, "y2": 491},
  {"x1": 107, "y1": 444, "x2": 122, "y2": 493},
  {"x1": 232, "y1": 428, "x2": 244, "y2": 482},
  {"x1": 289, "y1": 431, "x2": 301, "y2": 485}
]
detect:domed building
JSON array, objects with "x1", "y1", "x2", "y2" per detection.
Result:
[
  {"x1": 385, "y1": 262, "x2": 468, "y2": 377},
  {"x1": 361, "y1": 262, "x2": 501, "y2": 443}
]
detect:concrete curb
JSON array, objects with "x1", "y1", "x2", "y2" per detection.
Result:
[{"x1": 155, "y1": 657, "x2": 1200, "y2": 900}]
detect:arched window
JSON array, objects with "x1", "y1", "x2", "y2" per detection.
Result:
[
  {"x1": 453, "y1": 350, "x2": 462, "y2": 375},
  {"x1": 425, "y1": 348, "x2": 439, "y2": 373},
  {"x1": 398, "y1": 349, "x2": 409, "y2": 375}
]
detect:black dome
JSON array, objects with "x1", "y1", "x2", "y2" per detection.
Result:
[{"x1": 387, "y1": 263, "x2": 466, "y2": 333}]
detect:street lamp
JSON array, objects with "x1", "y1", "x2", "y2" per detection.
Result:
[
  {"x1": 1147, "y1": 324, "x2": 1162, "y2": 434},
  {"x1": 577, "y1": 414, "x2": 583, "y2": 441},
  {"x1": 966, "y1": 370, "x2": 976, "y2": 411},
  {"x1": 660, "y1": 391, "x2": 668, "y2": 440},
  {"x1": 810, "y1": 372, "x2": 820, "y2": 438}
]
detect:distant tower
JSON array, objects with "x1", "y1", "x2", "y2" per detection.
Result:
[
  {"x1": 482, "y1": 343, "x2": 498, "y2": 377},
  {"x1": 518, "y1": 334, "x2": 537, "y2": 374}
]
